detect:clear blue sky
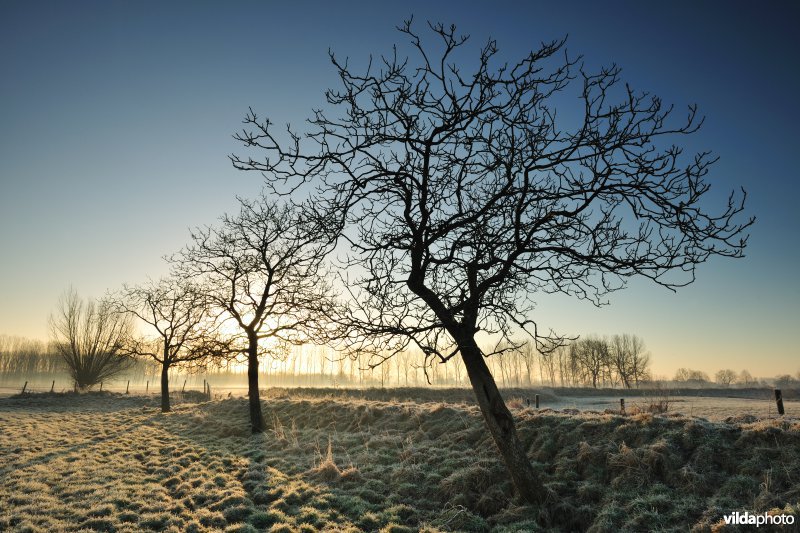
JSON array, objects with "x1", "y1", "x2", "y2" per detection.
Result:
[{"x1": 1, "y1": 0, "x2": 797, "y2": 378}]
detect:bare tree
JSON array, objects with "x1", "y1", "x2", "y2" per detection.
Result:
[
  {"x1": 610, "y1": 335, "x2": 631, "y2": 388},
  {"x1": 773, "y1": 374, "x2": 799, "y2": 389},
  {"x1": 675, "y1": 368, "x2": 710, "y2": 385},
  {"x1": 556, "y1": 343, "x2": 577, "y2": 386},
  {"x1": 536, "y1": 345, "x2": 556, "y2": 386},
  {"x1": 174, "y1": 195, "x2": 335, "y2": 432},
  {"x1": 610, "y1": 334, "x2": 650, "y2": 388},
  {"x1": 674, "y1": 367, "x2": 690, "y2": 382},
  {"x1": 111, "y1": 276, "x2": 228, "y2": 412},
  {"x1": 49, "y1": 287, "x2": 135, "y2": 390},
  {"x1": 715, "y1": 369, "x2": 737, "y2": 388},
  {"x1": 629, "y1": 336, "x2": 650, "y2": 387},
  {"x1": 572, "y1": 337, "x2": 610, "y2": 388},
  {"x1": 231, "y1": 20, "x2": 752, "y2": 503},
  {"x1": 737, "y1": 369, "x2": 755, "y2": 386},
  {"x1": 517, "y1": 343, "x2": 538, "y2": 386}
]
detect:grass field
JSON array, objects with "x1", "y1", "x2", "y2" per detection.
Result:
[{"x1": 1, "y1": 390, "x2": 798, "y2": 532}]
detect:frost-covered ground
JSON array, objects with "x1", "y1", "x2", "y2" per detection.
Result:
[
  {"x1": 2, "y1": 384, "x2": 796, "y2": 421},
  {"x1": 538, "y1": 394, "x2": 797, "y2": 420},
  {"x1": 1, "y1": 391, "x2": 798, "y2": 531}
]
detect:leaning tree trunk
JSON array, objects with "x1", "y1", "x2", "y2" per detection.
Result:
[
  {"x1": 247, "y1": 331, "x2": 266, "y2": 433},
  {"x1": 160, "y1": 361, "x2": 171, "y2": 413},
  {"x1": 459, "y1": 340, "x2": 545, "y2": 505}
]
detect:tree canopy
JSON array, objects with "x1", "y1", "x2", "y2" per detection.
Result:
[{"x1": 231, "y1": 19, "x2": 753, "y2": 503}]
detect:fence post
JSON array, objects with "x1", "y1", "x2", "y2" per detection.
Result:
[
  {"x1": 182, "y1": 379, "x2": 187, "y2": 393},
  {"x1": 146, "y1": 380, "x2": 149, "y2": 393},
  {"x1": 21, "y1": 381, "x2": 28, "y2": 394},
  {"x1": 50, "y1": 380, "x2": 55, "y2": 393},
  {"x1": 775, "y1": 389, "x2": 785, "y2": 416},
  {"x1": 535, "y1": 394, "x2": 540, "y2": 409},
  {"x1": 100, "y1": 382, "x2": 103, "y2": 392},
  {"x1": 620, "y1": 398, "x2": 625, "y2": 415},
  {"x1": 206, "y1": 383, "x2": 211, "y2": 401}
]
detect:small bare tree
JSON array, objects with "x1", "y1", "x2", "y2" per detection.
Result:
[
  {"x1": 715, "y1": 369, "x2": 737, "y2": 387},
  {"x1": 174, "y1": 194, "x2": 336, "y2": 432},
  {"x1": 774, "y1": 374, "x2": 799, "y2": 389},
  {"x1": 737, "y1": 369, "x2": 755, "y2": 386},
  {"x1": 112, "y1": 276, "x2": 229, "y2": 412},
  {"x1": 610, "y1": 334, "x2": 650, "y2": 389},
  {"x1": 535, "y1": 345, "x2": 557, "y2": 386},
  {"x1": 675, "y1": 368, "x2": 710, "y2": 385},
  {"x1": 50, "y1": 287, "x2": 134, "y2": 390},
  {"x1": 231, "y1": 20, "x2": 752, "y2": 503},
  {"x1": 572, "y1": 336, "x2": 610, "y2": 388}
]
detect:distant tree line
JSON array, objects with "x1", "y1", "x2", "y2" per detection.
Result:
[
  {"x1": 0, "y1": 336, "x2": 60, "y2": 376},
  {"x1": 0, "y1": 333, "x2": 156, "y2": 385},
  {"x1": 6, "y1": 328, "x2": 798, "y2": 394},
  {"x1": 671, "y1": 367, "x2": 800, "y2": 389},
  {"x1": 2, "y1": 327, "x2": 654, "y2": 391}
]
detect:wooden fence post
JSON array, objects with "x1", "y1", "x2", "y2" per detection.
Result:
[
  {"x1": 99, "y1": 382, "x2": 103, "y2": 392},
  {"x1": 182, "y1": 379, "x2": 187, "y2": 393},
  {"x1": 206, "y1": 383, "x2": 211, "y2": 401},
  {"x1": 126, "y1": 380, "x2": 130, "y2": 394},
  {"x1": 21, "y1": 381, "x2": 28, "y2": 394},
  {"x1": 620, "y1": 398, "x2": 625, "y2": 415},
  {"x1": 775, "y1": 389, "x2": 785, "y2": 416},
  {"x1": 50, "y1": 380, "x2": 55, "y2": 393},
  {"x1": 535, "y1": 394, "x2": 540, "y2": 409},
  {"x1": 146, "y1": 380, "x2": 149, "y2": 393}
]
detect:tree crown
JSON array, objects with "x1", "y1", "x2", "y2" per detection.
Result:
[{"x1": 231, "y1": 20, "x2": 753, "y2": 362}]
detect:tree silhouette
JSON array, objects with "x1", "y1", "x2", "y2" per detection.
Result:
[
  {"x1": 174, "y1": 195, "x2": 336, "y2": 432},
  {"x1": 111, "y1": 276, "x2": 228, "y2": 412},
  {"x1": 610, "y1": 334, "x2": 649, "y2": 389},
  {"x1": 231, "y1": 20, "x2": 753, "y2": 503},
  {"x1": 715, "y1": 368, "x2": 737, "y2": 387},
  {"x1": 50, "y1": 287, "x2": 135, "y2": 391},
  {"x1": 738, "y1": 369, "x2": 755, "y2": 386},
  {"x1": 571, "y1": 336, "x2": 610, "y2": 388}
]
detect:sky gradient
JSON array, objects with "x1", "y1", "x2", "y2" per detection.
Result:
[{"x1": 1, "y1": 1, "x2": 798, "y2": 379}]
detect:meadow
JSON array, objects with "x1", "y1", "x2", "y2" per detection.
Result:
[{"x1": 1, "y1": 389, "x2": 798, "y2": 532}]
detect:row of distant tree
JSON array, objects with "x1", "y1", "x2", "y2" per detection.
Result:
[
  {"x1": 0, "y1": 334, "x2": 154, "y2": 383},
  {"x1": 539, "y1": 335, "x2": 650, "y2": 389},
  {"x1": 6, "y1": 331, "x2": 798, "y2": 392},
  {"x1": 672, "y1": 367, "x2": 800, "y2": 389}
]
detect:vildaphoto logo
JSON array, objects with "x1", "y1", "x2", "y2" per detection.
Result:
[{"x1": 723, "y1": 511, "x2": 795, "y2": 527}]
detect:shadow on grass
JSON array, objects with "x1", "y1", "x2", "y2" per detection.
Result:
[{"x1": 2, "y1": 393, "x2": 799, "y2": 531}]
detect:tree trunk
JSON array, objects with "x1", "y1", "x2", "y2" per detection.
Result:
[
  {"x1": 161, "y1": 361, "x2": 171, "y2": 413},
  {"x1": 247, "y1": 331, "x2": 265, "y2": 433},
  {"x1": 459, "y1": 340, "x2": 544, "y2": 504}
]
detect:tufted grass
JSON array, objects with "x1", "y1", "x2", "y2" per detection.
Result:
[{"x1": 0, "y1": 390, "x2": 798, "y2": 531}]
